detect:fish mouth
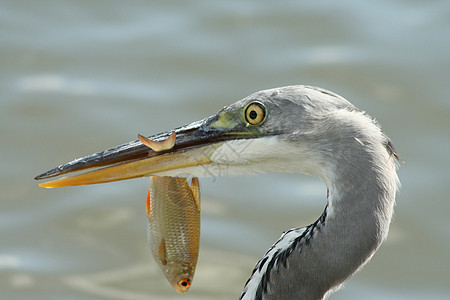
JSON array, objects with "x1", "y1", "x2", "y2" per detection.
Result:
[{"x1": 34, "y1": 114, "x2": 266, "y2": 187}]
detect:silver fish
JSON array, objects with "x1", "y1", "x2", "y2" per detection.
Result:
[{"x1": 146, "y1": 176, "x2": 201, "y2": 293}]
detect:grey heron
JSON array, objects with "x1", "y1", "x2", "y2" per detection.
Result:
[{"x1": 35, "y1": 85, "x2": 400, "y2": 299}]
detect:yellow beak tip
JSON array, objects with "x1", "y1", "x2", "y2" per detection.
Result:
[
  {"x1": 38, "y1": 178, "x2": 73, "y2": 188},
  {"x1": 39, "y1": 182, "x2": 55, "y2": 188}
]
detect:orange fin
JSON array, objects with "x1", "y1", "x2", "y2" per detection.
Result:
[
  {"x1": 138, "y1": 131, "x2": 176, "y2": 152},
  {"x1": 146, "y1": 185, "x2": 151, "y2": 216}
]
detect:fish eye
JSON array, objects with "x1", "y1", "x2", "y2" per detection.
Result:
[
  {"x1": 178, "y1": 278, "x2": 190, "y2": 289},
  {"x1": 245, "y1": 101, "x2": 266, "y2": 125}
]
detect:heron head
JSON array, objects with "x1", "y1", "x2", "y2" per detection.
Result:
[{"x1": 35, "y1": 85, "x2": 361, "y2": 187}]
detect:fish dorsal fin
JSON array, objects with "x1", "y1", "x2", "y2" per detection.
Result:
[{"x1": 189, "y1": 177, "x2": 201, "y2": 211}]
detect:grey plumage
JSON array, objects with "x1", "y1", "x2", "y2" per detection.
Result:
[{"x1": 236, "y1": 86, "x2": 400, "y2": 299}]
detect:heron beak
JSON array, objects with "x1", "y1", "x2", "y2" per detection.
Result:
[{"x1": 35, "y1": 111, "x2": 263, "y2": 187}]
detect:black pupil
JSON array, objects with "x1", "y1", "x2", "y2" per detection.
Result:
[
  {"x1": 181, "y1": 281, "x2": 188, "y2": 286},
  {"x1": 249, "y1": 110, "x2": 258, "y2": 120}
]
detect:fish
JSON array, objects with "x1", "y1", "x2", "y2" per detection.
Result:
[{"x1": 146, "y1": 176, "x2": 201, "y2": 293}]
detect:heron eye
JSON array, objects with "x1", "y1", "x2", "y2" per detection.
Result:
[{"x1": 245, "y1": 102, "x2": 266, "y2": 125}]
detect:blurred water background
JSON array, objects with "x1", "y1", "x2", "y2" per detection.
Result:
[{"x1": 1, "y1": 0, "x2": 449, "y2": 299}]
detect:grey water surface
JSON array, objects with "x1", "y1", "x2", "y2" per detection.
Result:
[{"x1": 1, "y1": 1, "x2": 449, "y2": 299}]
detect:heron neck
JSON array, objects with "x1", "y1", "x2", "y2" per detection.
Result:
[
  {"x1": 245, "y1": 141, "x2": 399, "y2": 300},
  {"x1": 306, "y1": 143, "x2": 398, "y2": 298},
  {"x1": 325, "y1": 142, "x2": 398, "y2": 243}
]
